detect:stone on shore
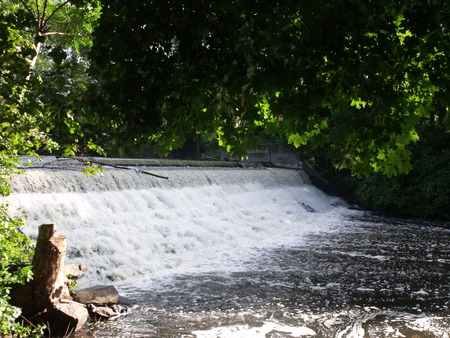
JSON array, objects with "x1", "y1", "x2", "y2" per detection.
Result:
[
  {"x1": 37, "y1": 301, "x2": 89, "y2": 336},
  {"x1": 87, "y1": 304, "x2": 129, "y2": 322},
  {"x1": 72, "y1": 285, "x2": 120, "y2": 305},
  {"x1": 65, "y1": 263, "x2": 88, "y2": 279}
]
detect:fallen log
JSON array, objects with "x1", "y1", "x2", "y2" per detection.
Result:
[{"x1": 36, "y1": 156, "x2": 171, "y2": 180}]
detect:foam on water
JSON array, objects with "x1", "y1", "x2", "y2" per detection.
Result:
[
  {"x1": 5, "y1": 167, "x2": 352, "y2": 288},
  {"x1": 192, "y1": 322, "x2": 316, "y2": 337},
  {"x1": 6, "y1": 167, "x2": 449, "y2": 337}
]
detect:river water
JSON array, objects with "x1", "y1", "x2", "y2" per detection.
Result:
[{"x1": 6, "y1": 166, "x2": 449, "y2": 337}]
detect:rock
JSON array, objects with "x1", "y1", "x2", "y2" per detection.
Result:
[
  {"x1": 36, "y1": 300, "x2": 89, "y2": 336},
  {"x1": 72, "y1": 285, "x2": 119, "y2": 305},
  {"x1": 65, "y1": 263, "x2": 88, "y2": 279},
  {"x1": 87, "y1": 304, "x2": 129, "y2": 322}
]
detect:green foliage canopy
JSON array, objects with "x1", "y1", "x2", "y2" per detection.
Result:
[
  {"x1": 90, "y1": 0, "x2": 450, "y2": 177},
  {"x1": 1, "y1": 0, "x2": 103, "y2": 161},
  {"x1": 0, "y1": 206, "x2": 38, "y2": 336},
  {"x1": 351, "y1": 124, "x2": 450, "y2": 220},
  {"x1": 1, "y1": 1, "x2": 101, "y2": 334}
]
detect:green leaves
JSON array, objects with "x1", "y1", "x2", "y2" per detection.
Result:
[
  {"x1": 288, "y1": 134, "x2": 307, "y2": 148},
  {"x1": 350, "y1": 98, "x2": 369, "y2": 110},
  {"x1": 88, "y1": 0, "x2": 450, "y2": 177},
  {"x1": 350, "y1": 124, "x2": 450, "y2": 219},
  {"x1": 0, "y1": 204, "x2": 39, "y2": 336},
  {"x1": 1, "y1": 2, "x2": 103, "y2": 334}
]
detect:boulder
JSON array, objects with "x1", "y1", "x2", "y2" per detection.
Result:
[
  {"x1": 72, "y1": 285, "x2": 120, "y2": 305},
  {"x1": 65, "y1": 263, "x2": 88, "y2": 279},
  {"x1": 86, "y1": 304, "x2": 129, "y2": 322},
  {"x1": 36, "y1": 300, "x2": 89, "y2": 336}
]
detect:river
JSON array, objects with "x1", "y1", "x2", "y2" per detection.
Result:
[{"x1": 6, "y1": 164, "x2": 449, "y2": 337}]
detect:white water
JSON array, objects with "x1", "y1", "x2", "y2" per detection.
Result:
[
  {"x1": 5, "y1": 167, "x2": 449, "y2": 337},
  {"x1": 6, "y1": 167, "x2": 352, "y2": 289}
]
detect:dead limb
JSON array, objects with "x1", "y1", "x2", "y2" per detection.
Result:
[{"x1": 19, "y1": 156, "x2": 170, "y2": 180}]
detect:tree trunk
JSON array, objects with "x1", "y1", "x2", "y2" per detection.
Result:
[
  {"x1": 31, "y1": 223, "x2": 71, "y2": 311},
  {"x1": 25, "y1": 40, "x2": 42, "y2": 83},
  {"x1": 10, "y1": 223, "x2": 88, "y2": 335}
]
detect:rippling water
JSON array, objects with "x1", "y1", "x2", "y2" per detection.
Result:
[
  {"x1": 5, "y1": 167, "x2": 449, "y2": 337},
  {"x1": 79, "y1": 216, "x2": 449, "y2": 337}
]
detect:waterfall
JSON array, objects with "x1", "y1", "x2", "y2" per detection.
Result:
[
  {"x1": 6, "y1": 166, "x2": 448, "y2": 337},
  {"x1": 5, "y1": 167, "x2": 352, "y2": 289}
]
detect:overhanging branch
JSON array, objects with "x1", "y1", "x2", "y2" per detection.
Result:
[
  {"x1": 23, "y1": 157, "x2": 170, "y2": 180},
  {"x1": 41, "y1": 32, "x2": 90, "y2": 38},
  {"x1": 18, "y1": 0, "x2": 37, "y2": 23},
  {"x1": 43, "y1": 0, "x2": 71, "y2": 28}
]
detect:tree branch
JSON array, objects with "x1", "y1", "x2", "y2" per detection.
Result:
[
  {"x1": 41, "y1": 0, "x2": 49, "y2": 30},
  {"x1": 18, "y1": 0, "x2": 37, "y2": 24},
  {"x1": 27, "y1": 157, "x2": 171, "y2": 180},
  {"x1": 34, "y1": 0, "x2": 41, "y2": 28},
  {"x1": 41, "y1": 31, "x2": 90, "y2": 38},
  {"x1": 0, "y1": 92, "x2": 36, "y2": 115},
  {"x1": 43, "y1": 0, "x2": 71, "y2": 28},
  {"x1": 84, "y1": 158, "x2": 170, "y2": 180}
]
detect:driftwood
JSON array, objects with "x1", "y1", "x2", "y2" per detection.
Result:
[
  {"x1": 86, "y1": 304, "x2": 129, "y2": 322},
  {"x1": 67, "y1": 156, "x2": 171, "y2": 179},
  {"x1": 22, "y1": 156, "x2": 170, "y2": 180},
  {"x1": 94, "y1": 162, "x2": 170, "y2": 180},
  {"x1": 11, "y1": 223, "x2": 88, "y2": 336}
]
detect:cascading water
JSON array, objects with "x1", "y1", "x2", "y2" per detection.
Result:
[
  {"x1": 7, "y1": 167, "x2": 346, "y2": 287},
  {"x1": 5, "y1": 166, "x2": 449, "y2": 337}
]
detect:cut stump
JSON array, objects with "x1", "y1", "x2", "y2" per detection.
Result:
[{"x1": 10, "y1": 223, "x2": 88, "y2": 336}]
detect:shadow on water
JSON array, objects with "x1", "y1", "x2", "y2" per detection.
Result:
[{"x1": 79, "y1": 215, "x2": 449, "y2": 337}]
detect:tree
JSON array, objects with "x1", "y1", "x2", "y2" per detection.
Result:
[
  {"x1": 1, "y1": 0, "x2": 103, "y2": 158},
  {"x1": 1, "y1": 1, "x2": 101, "y2": 334},
  {"x1": 89, "y1": 0, "x2": 450, "y2": 177}
]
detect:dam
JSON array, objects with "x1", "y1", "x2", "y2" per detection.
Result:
[{"x1": 4, "y1": 158, "x2": 449, "y2": 337}]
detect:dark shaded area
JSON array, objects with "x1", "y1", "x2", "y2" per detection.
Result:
[{"x1": 310, "y1": 125, "x2": 450, "y2": 221}]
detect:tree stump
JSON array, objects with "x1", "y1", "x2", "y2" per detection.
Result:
[
  {"x1": 10, "y1": 223, "x2": 88, "y2": 336},
  {"x1": 31, "y1": 223, "x2": 71, "y2": 311}
]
